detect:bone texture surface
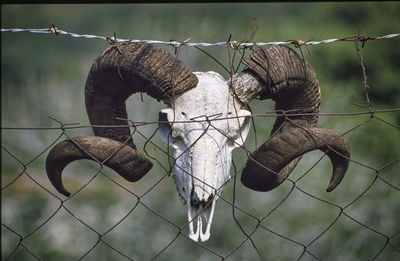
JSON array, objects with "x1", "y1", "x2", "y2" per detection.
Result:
[{"x1": 159, "y1": 72, "x2": 251, "y2": 241}]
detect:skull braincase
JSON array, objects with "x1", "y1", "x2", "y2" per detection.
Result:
[{"x1": 159, "y1": 71, "x2": 251, "y2": 242}]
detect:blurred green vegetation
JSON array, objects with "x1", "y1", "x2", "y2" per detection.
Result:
[{"x1": 2, "y1": 3, "x2": 399, "y2": 261}]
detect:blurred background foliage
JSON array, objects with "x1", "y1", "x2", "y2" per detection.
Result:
[{"x1": 2, "y1": 3, "x2": 399, "y2": 261}]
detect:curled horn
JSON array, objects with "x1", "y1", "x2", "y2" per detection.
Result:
[
  {"x1": 231, "y1": 46, "x2": 350, "y2": 192},
  {"x1": 46, "y1": 43, "x2": 198, "y2": 196}
]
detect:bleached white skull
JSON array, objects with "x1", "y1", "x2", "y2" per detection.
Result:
[{"x1": 159, "y1": 72, "x2": 251, "y2": 241}]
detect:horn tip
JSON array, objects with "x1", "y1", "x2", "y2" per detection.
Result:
[
  {"x1": 45, "y1": 165, "x2": 72, "y2": 197},
  {"x1": 326, "y1": 180, "x2": 340, "y2": 192},
  {"x1": 326, "y1": 186, "x2": 335, "y2": 193},
  {"x1": 59, "y1": 189, "x2": 71, "y2": 197}
]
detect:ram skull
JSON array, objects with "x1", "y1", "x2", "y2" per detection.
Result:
[
  {"x1": 159, "y1": 71, "x2": 250, "y2": 241},
  {"x1": 46, "y1": 43, "x2": 350, "y2": 242}
]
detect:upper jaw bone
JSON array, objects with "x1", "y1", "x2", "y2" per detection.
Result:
[{"x1": 187, "y1": 195, "x2": 217, "y2": 242}]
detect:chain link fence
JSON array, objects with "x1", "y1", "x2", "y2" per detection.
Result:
[{"x1": 2, "y1": 23, "x2": 400, "y2": 260}]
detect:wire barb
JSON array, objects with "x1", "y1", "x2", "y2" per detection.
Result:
[{"x1": 1, "y1": 27, "x2": 399, "y2": 47}]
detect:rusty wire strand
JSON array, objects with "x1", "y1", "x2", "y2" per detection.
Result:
[{"x1": 3, "y1": 105, "x2": 399, "y2": 259}]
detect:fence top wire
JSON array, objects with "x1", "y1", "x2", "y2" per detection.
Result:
[{"x1": 2, "y1": 27, "x2": 400, "y2": 47}]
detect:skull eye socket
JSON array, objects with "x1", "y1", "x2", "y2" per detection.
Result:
[
  {"x1": 159, "y1": 109, "x2": 185, "y2": 147},
  {"x1": 225, "y1": 109, "x2": 252, "y2": 147}
]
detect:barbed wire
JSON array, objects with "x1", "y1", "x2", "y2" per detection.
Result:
[
  {"x1": 2, "y1": 25, "x2": 400, "y2": 261},
  {"x1": 2, "y1": 27, "x2": 400, "y2": 48}
]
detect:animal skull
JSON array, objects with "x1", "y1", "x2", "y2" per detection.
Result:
[
  {"x1": 159, "y1": 72, "x2": 250, "y2": 241},
  {"x1": 45, "y1": 43, "x2": 350, "y2": 243}
]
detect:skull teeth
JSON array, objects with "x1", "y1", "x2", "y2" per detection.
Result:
[{"x1": 187, "y1": 197, "x2": 216, "y2": 242}]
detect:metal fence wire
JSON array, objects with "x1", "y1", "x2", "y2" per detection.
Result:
[{"x1": 1, "y1": 27, "x2": 400, "y2": 261}]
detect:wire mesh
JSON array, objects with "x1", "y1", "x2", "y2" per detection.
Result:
[{"x1": 1, "y1": 26, "x2": 400, "y2": 261}]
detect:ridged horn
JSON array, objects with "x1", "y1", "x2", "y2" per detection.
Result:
[
  {"x1": 46, "y1": 43, "x2": 198, "y2": 196},
  {"x1": 231, "y1": 46, "x2": 350, "y2": 192},
  {"x1": 46, "y1": 136, "x2": 153, "y2": 196},
  {"x1": 241, "y1": 127, "x2": 350, "y2": 192}
]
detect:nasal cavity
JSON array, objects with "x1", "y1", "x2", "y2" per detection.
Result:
[
  {"x1": 190, "y1": 193, "x2": 201, "y2": 208},
  {"x1": 190, "y1": 192, "x2": 213, "y2": 209}
]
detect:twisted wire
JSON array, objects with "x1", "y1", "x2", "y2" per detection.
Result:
[{"x1": 2, "y1": 27, "x2": 399, "y2": 47}]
